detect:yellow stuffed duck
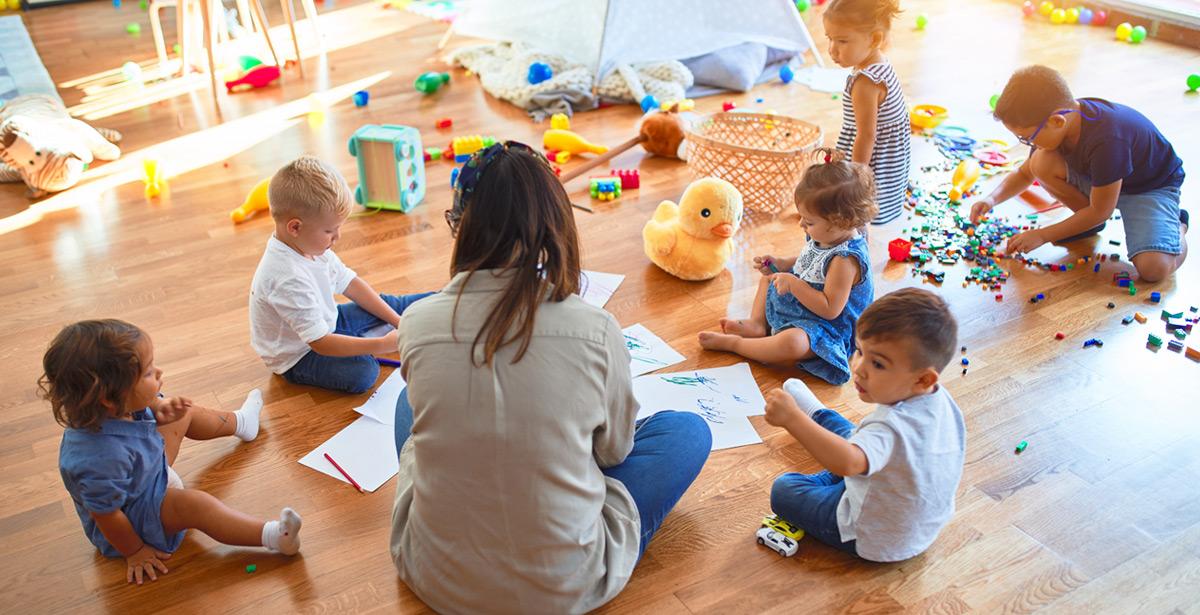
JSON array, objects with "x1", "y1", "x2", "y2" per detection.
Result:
[{"x1": 643, "y1": 177, "x2": 744, "y2": 281}]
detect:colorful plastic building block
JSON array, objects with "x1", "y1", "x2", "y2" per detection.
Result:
[
  {"x1": 353, "y1": 90, "x2": 369, "y2": 107},
  {"x1": 589, "y1": 177, "x2": 621, "y2": 201},
  {"x1": 414, "y1": 71, "x2": 450, "y2": 94},
  {"x1": 348, "y1": 124, "x2": 426, "y2": 213},
  {"x1": 1015, "y1": 440, "x2": 1028, "y2": 454},
  {"x1": 640, "y1": 95, "x2": 660, "y2": 113},
  {"x1": 610, "y1": 169, "x2": 640, "y2": 189},
  {"x1": 1150, "y1": 291, "x2": 1161, "y2": 303},
  {"x1": 1168, "y1": 340, "x2": 1184, "y2": 352},
  {"x1": 142, "y1": 158, "x2": 163, "y2": 198},
  {"x1": 435, "y1": 118, "x2": 453, "y2": 129},
  {"x1": 550, "y1": 113, "x2": 570, "y2": 130},
  {"x1": 1134, "y1": 312, "x2": 1147, "y2": 323},
  {"x1": 779, "y1": 64, "x2": 795, "y2": 84},
  {"x1": 1121, "y1": 315, "x2": 1134, "y2": 325},
  {"x1": 555, "y1": 151, "x2": 571, "y2": 165},
  {"x1": 527, "y1": 62, "x2": 553, "y2": 84},
  {"x1": 451, "y1": 135, "x2": 497, "y2": 162},
  {"x1": 888, "y1": 238, "x2": 913, "y2": 261},
  {"x1": 1118, "y1": 278, "x2": 1131, "y2": 288},
  {"x1": 1083, "y1": 338, "x2": 1103, "y2": 348},
  {"x1": 1163, "y1": 309, "x2": 1184, "y2": 319},
  {"x1": 722, "y1": 101, "x2": 737, "y2": 112},
  {"x1": 1147, "y1": 333, "x2": 1163, "y2": 347},
  {"x1": 1186, "y1": 346, "x2": 1200, "y2": 360},
  {"x1": 246, "y1": 564, "x2": 257, "y2": 573},
  {"x1": 1055, "y1": 331, "x2": 1065, "y2": 339}
]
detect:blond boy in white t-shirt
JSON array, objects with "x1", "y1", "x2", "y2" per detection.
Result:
[{"x1": 249, "y1": 156, "x2": 433, "y2": 393}]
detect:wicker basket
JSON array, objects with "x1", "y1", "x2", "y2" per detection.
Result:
[{"x1": 685, "y1": 112, "x2": 823, "y2": 213}]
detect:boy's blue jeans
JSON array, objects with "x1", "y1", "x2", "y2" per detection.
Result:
[
  {"x1": 283, "y1": 292, "x2": 434, "y2": 394},
  {"x1": 770, "y1": 408, "x2": 860, "y2": 556},
  {"x1": 394, "y1": 390, "x2": 711, "y2": 559}
]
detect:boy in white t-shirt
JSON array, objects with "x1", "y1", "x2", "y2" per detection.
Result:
[
  {"x1": 249, "y1": 156, "x2": 433, "y2": 393},
  {"x1": 763, "y1": 288, "x2": 966, "y2": 562}
]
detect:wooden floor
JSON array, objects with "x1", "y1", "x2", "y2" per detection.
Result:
[{"x1": 3, "y1": 0, "x2": 1200, "y2": 612}]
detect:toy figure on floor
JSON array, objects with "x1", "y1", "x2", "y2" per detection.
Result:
[{"x1": 0, "y1": 94, "x2": 122, "y2": 198}]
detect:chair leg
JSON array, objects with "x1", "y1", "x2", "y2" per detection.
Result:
[
  {"x1": 198, "y1": 0, "x2": 221, "y2": 112},
  {"x1": 250, "y1": 0, "x2": 281, "y2": 69},
  {"x1": 280, "y1": 0, "x2": 305, "y2": 78},
  {"x1": 178, "y1": 0, "x2": 189, "y2": 76},
  {"x1": 299, "y1": 0, "x2": 323, "y2": 54},
  {"x1": 236, "y1": 0, "x2": 255, "y2": 33},
  {"x1": 150, "y1": 3, "x2": 169, "y2": 70}
]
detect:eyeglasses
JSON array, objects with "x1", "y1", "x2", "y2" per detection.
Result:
[
  {"x1": 444, "y1": 140, "x2": 544, "y2": 236},
  {"x1": 1018, "y1": 109, "x2": 1078, "y2": 147}
]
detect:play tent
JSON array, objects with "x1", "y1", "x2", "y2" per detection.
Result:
[{"x1": 449, "y1": 0, "x2": 823, "y2": 85}]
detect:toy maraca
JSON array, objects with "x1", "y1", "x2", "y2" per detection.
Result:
[{"x1": 558, "y1": 107, "x2": 688, "y2": 184}]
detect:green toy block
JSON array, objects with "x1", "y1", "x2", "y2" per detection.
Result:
[
  {"x1": 1176, "y1": 330, "x2": 1188, "y2": 340},
  {"x1": 1148, "y1": 334, "x2": 1163, "y2": 347},
  {"x1": 1015, "y1": 440, "x2": 1028, "y2": 454},
  {"x1": 246, "y1": 564, "x2": 257, "y2": 573},
  {"x1": 1162, "y1": 309, "x2": 1184, "y2": 319}
]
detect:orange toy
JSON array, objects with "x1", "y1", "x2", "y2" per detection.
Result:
[{"x1": 558, "y1": 109, "x2": 688, "y2": 184}]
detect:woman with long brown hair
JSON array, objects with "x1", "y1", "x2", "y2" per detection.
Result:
[{"x1": 388, "y1": 142, "x2": 711, "y2": 613}]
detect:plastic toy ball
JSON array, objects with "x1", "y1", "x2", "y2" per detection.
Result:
[
  {"x1": 126, "y1": 22, "x2": 141, "y2": 35},
  {"x1": 989, "y1": 94, "x2": 999, "y2": 110},
  {"x1": 1129, "y1": 25, "x2": 1147, "y2": 43},
  {"x1": 779, "y1": 64, "x2": 795, "y2": 84},
  {"x1": 1050, "y1": 8, "x2": 1066, "y2": 24},
  {"x1": 121, "y1": 61, "x2": 143, "y2": 82},
  {"x1": 1079, "y1": 8, "x2": 1093, "y2": 24},
  {"x1": 640, "y1": 95, "x2": 660, "y2": 114},
  {"x1": 1093, "y1": 10, "x2": 1108, "y2": 25},
  {"x1": 1188, "y1": 74, "x2": 1200, "y2": 92},
  {"x1": 915, "y1": 14, "x2": 928, "y2": 30},
  {"x1": 527, "y1": 62, "x2": 553, "y2": 85},
  {"x1": 1038, "y1": 1, "x2": 1054, "y2": 16},
  {"x1": 1115, "y1": 22, "x2": 1133, "y2": 41},
  {"x1": 1021, "y1": 1, "x2": 1035, "y2": 17},
  {"x1": 1066, "y1": 8, "x2": 1079, "y2": 23},
  {"x1": 795, "y1": 0, "x2": 810, "y2": 12}
]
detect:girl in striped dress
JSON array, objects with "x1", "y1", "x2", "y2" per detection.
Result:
[{"x1": 823, "y1": 0, "x2": 910, "y2": 224}]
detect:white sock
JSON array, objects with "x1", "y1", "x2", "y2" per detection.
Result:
[
  {"x1": 262, "y1": 507, "x2": 302, "y2": 555},
  {"x1": 782, "y1": 378, "x2": 824, "y2": 418},
  {"x1": 234, "y1": 389, "x2": 263, "y2": 442}
]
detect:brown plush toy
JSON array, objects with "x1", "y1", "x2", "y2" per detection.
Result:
[{"x1": 558, "y1": 108, "x2": 687, "y2": 184}]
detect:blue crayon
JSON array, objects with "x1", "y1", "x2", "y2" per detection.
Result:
[{"x1": 375, "y1": 356, "x2": 402, "y2": 367}]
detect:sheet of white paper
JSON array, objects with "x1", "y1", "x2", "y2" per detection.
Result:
[
  {"x1": 793, "y1": 66, "x2": 851, "y2": 93},
  {"x1": 632, "y1": 363, "x2": 767, "y2": 451},
  {"x1": 622, "y1": 323, "x2": 686, "y2": 377},
  {"x1": 353, "y1": 368, "x2": 407, "y2": 425},
  {"x1": 299, "y1": 416, "x2": 399, "y2": 492},
  {"x1": 580, "y1": 270, "x2": 624, "y2": 308}
]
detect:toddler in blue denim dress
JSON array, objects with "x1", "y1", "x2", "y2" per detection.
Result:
[
  {"x1": 43, "y1": 319, "x2": 303, "y2": 585},
  {"x1": 700, "y1": 149, "x2": 876, "y2": 385}
]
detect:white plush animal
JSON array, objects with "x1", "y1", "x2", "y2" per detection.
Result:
[{"x1": 0, "y1": 94, "x2": 122, "y2": 198}]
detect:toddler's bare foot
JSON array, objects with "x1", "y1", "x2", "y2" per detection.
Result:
[
  {"x1": 698, "y1": 331, "x2": 740, "y2": 352},
  {"x1": 719, "y1": 318, "x2": 767, "y2": 338}
]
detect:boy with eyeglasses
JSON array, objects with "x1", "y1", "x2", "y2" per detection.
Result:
[{"x1": 970, "y1": 65, "x2": 1187, "y2": 282}]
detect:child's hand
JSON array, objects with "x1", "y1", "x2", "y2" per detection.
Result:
[
  {"x1": 378, "y1": 329, "x2": 400, "y2": 353},
  {"x1": 969, "y1": 199, "x2": 994, "y2": 225},
  {"x1": 125, "y1": 544, "x2": 171, "y2": 585},
  {"x1": 1006, "y1": 229, "x2": 1047, "y2": 255},
  {"x1": 764, "y1": 389, "x2": 804, "y2": 429},
  {"x1": 769, "y1": 272, "x2": 798, "y2": 296},
  {"x1": 152, "y1": 396, "x2": 192, "y2": 425},
  {"x1": 752, "y1": 255, "x2": 778, "y2": 276}
]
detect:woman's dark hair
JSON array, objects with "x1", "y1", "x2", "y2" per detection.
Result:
[
  {"x1": 447, "y1": 144, "x2": 581, "y2": 366},
  {"x1": 38, "y1": 319, "x2": 146, "y2": 431}
]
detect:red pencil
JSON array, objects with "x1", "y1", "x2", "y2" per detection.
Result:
[{"x1": 324, "y1": 453, "x2": 364, "y2": 492}]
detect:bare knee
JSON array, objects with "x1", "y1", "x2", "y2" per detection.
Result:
[
  {"x1": 777, "y1": 329, "x2": 812, "y2": 361},
  {"x1": 1028, "y1": 149, "x2": 1067, "y2": 185},
  {"x1": 1133, "y1": 253, "x2": 1175, "y2": 283},
  {"x1": 160, "y1": 488, "x2": 219, "y2": 533}
]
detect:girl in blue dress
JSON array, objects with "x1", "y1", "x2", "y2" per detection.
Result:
[
  {"x1": 699, "y1": 149, "x2": 876, "y2": 385},
  {"x1": 42, "y1": 319, "x2": 302, "y2": 585}
]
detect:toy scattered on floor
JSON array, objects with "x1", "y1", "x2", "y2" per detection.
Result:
[
  {"x1": 589, "y1": 177, "x2": 621, "y2": 201},
  {"x1": 643, "y1": 177, "x2": 744, "y2": 281},
  {"x1": 238, "y1": 55, "x2": 264, "y2": 71},
  {"x1": 756, "y1": 514, "x2": 803, "y2": 557},
  {"x1": 779, "y1": 64, "x2": 794, "y2": 84},
  {"x1": 1147, "y1": 333, "x2": 1163, "y2": 347},
  {"x1": 245, "y1": 564, "x2": 257, "y2": 573},
  {"x1": 225, "y1": 65, "x2": 281, "y2": 93},
  {"x1": 1038, "y1": 1, "x2": 1053, "y2": 15},
  {"x1": 554, "y1": 151, "x2": 570, "y2": 164},
  {"x1": 1021, "y1": 1, "x2": 1034, "y2": 17},
  {"x1": 1015, "y1": 440, "x2": 1028, "y2": 454},
  {"x1": 1094, "y1": 10, "x2": 1108, "y2": 25},
  {"x1": 126, "y1": 23, "x2": 141, "y2": 35},
  {"x1": 1055, "y1": 332, "x2": 1065, "y2": 340},
  {"x1": 1030, "y1": 293, "x2": 1046, "y2": 304},
  {"x1": 121, "y1": 61, "x2": 142, "y2": 83},
  {"x1": 1115, "y1": 22, "x2": 1133, "y2": 41},
  {"x1": 1186, "y1": 346, "x2": 1200, "y2": 360},
  {"x1": 915, "y1": 14, "x2": 928, "y2": 30},
  {"x1": 640, "y1": 95, "x2": 660, "y2": 114},
  {"x1": 414, "y1": 71, "x2": 450, "y2": 94},
  {"x1": 661, "y1": 99, "x2": 695, "y2": 112},
  {"x1": 948, "y1": 159, "x2": 981, "y2": 202},
  {"x1": 1169, "y1": 340, "x2": 1185, "y2": 352},
  {"x1": 353, "y1": 90, "x2": 370, "y2": 107},
  {"x1": 1107, "y1": 302, "x2": 1116, "y2": 309},
  {"x1": 1189, "y1": 74, "x2": 1200, "y2": 92},
  {"x1": 1129, "y1": 25, "x2": 1147, "y2": 43},
  {"x1": 1083, "y1": 338, "x2": 1103, "y2": 348},
  {"x1": 451, "y1": 135, "x2": 497, "y2": 162},
  {"x1": 348, "y1": 124, "x2": 426, "y2": 213},
  {"x1": 1122, "y1": 315, "x2": 1135, "y2": 325},
  {"x1": 557, "y1": 109, "x2": 688, "y2": 185},
  {"x1": 909, "y1": 104, "x2": 948, "y2": 130},
  {"x1": 610, "y1": 169, "x2": 640, "y2": 190},
  {"x1": 543, "y1": 128, "x2": 607, "y2": 157},
  {"x1": 230, "y1": 177, "x2": 271, "y2": 223},
  {"x1": 1151, "y1": 291, "x2": 1162, "y2": 303},
  {"x1": 794, "y1": 0, "x2": 810, "y2": 13},
  {"x1": 435, "y1": 118, "x2": 452, "y2": 129},
  {"x1": 0, "y1": 94, "x2": 123, "y2": 198},
  {"x1": 1079, "y1": 8, "x2": 1093, "y2": 24},
  {"x1": 1134, "y1": 312, "x2": 1148, "y2": 324},
  {"x1": 527, "y1": 62, "x2": 552, "y2": 84},
  {"x1": 884, "y1": 238, "x2": 913, "y2": 263},
  {"x1": 722, "y1": 101, "x2": 737, "y2": 112},
  {"x1": 1050, "y1": 8, "x2": 1065, "y2": 24},
  {"x1": 1066, "y1": 8, "x2": 1079, "y2": 23},
  {"x1": 142, "y1": 158, "x2": 163, "y2": 198}
]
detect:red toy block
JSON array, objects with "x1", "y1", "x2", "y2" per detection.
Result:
[
  {"x1": 435, "y1": 117, "x2": 453, "y2": 129},
  {"x1": 722, "y1": 101, "x2": 737, "y2": 112},
  {"x1": 610, "y1": 169, "x2": 640, "y2": 190},
  {"x1": 888, "y1": 238, "x2": 913, "y2": 261},
  {"x1": 1055, "y1": 332, "x2": 1065, "y2": 340},
  {"x1": 225, "y1": 65, "x2": 281, "y2": 93}
]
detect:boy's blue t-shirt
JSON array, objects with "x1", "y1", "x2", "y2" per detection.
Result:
[{"x1": 1061, "y1": 98, "x2": 1184, "y2": 193}]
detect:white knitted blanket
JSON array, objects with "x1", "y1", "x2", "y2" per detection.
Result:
[{"x1": 449, "y1": 42, "x2": 693, "y2": 119}]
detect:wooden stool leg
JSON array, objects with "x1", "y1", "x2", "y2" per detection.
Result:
[
  {"x1": 280, "y1": 0, "x2": 305, "y2": 78},
  {"x1": 178, "y1": 0, "x2": 189, "y2": 76},
  {"x1": 198, "y1": 0, "x2": 221, "y2": 112},
  {"x1": 250, "y1": 0, "x2": 280, "y2": 69},
  {"x1": 299, "y1": 0, "x2": 323, "y2": 54}
]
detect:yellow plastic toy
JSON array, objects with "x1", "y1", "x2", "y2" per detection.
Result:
[
  {"x1": 948, "y1": 159, "x2": 981, "y2": 202},
  {"x1": 643, "y1": 177, "x2": 744, "y2": 281},
  {"x1": 231, "y1": 177, "x2": 271, "y2": 223},
  {"x1": 550, "y1": 113, "x2": 570, "y2": 130},
  {"x1": 142, "y1": 159, "x2": 163, "y2": 198},
  {"x1": 543, "y1": 129, "x2": 608, "y2": 156},
  {"x1": 910, "y1": 104, "x2": 948, "y2": 130}
]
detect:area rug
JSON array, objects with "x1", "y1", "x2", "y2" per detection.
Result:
[{"x1": 0, "y1": 15, "x2": 61, "y2": 105}]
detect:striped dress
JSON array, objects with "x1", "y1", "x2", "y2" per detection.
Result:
[{"x1": 835, "y1": 61, "x2": 911, "y2": 225}]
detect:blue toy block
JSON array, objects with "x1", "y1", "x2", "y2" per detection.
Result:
[
  {"x1": 527, "y1": 62, "x2": 553, "y2": 84},
  {"x1": 348, "y1": 124, "x2": 426, "y2": 213},
  {"x1": 1150, "y1": 291, "x2": 1161, "y2": 303}
]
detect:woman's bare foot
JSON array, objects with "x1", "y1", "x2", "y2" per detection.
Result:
[
  {"x1": 698, "y1": 331, "x2": 740, "y2": 352},
  {"x1": 719, "y1": 318, "x2": 767, "y2": 338}
]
